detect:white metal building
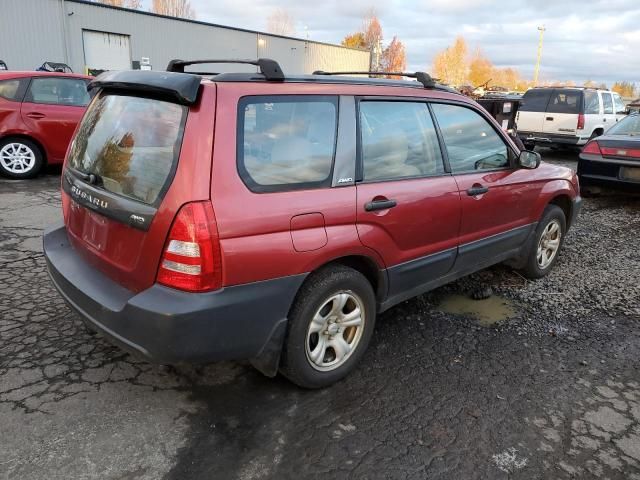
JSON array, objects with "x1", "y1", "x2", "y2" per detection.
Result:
[{"x1": 0, "y1": 0, "x2": 370, "y2": 75}]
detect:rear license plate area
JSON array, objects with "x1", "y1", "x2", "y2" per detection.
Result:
[
  {"x1": 82, "y1": 210, "x2": 108, "y2": 251},
  {"x1": 620, "y1": 167, "x2": 640, "y2": 182}
]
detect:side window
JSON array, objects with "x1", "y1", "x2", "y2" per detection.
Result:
[
  {"x1": 238, "y1": 96, "x2": 337, "y2": 192},
  {"x1": 613, "y1": 94, "x2": 626, "y2": 115},
  {"x1": 26, "y1": 77, "x2": 90, "y2": 106},
  {"x1": 584, "y1": 90, "x2": 600, "y2": 114},
  {"x1": 0, "y1": 79, "x2": 21, "y2": 101},
  {"x1": 519, "y1": 89, "x2": 552, "y2": 112},
  {"x1": 547, "y1": 90, "x2": 582, "y2": 114},
  {"x1": 431, "y1": 103, "x2": 510, "y2": 173},
  {"x1": 602, "y1": 93, "x2": 614, "y2": 114},
  {"x1": 359, "y1": 101, "x2": 444, "y2": 181}
]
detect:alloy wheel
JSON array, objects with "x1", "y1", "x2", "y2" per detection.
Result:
[
  {"x1": 536, "y1": 219, "x2": 562, "y2": 269},
  {"x1": 0, "y1": 143, "x2": 36, "y2": 174},
  {"x1": 305, "y1": 291, "x2": 365, "y2": 372}
]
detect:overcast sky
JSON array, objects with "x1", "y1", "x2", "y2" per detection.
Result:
[{"x1": 147, "y1": 0, "x2": 639, "y2": 85}]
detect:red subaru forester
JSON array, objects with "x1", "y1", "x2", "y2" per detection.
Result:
[{"x1": 44, "y1": 60, "x2": 581, "y2": 388}]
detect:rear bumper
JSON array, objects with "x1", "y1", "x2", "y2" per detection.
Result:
[
  {"x1": 43, "y1": 224, "x2": 306, "y2": 364},
  {"x1": 519, "y1": 131, "x2": 588, "y2": 146},
  {"x1": 578, "y1": 156, "x2": 640, "y2": 191}
]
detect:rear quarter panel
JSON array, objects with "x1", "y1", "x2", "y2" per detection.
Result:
[{"x1": 0, "y1": 97, "x2": 24, "y2": 138}]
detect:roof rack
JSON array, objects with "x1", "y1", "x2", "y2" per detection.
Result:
[
  {"x1": 534, "y1": 85, "x2": 609, "y2": 91},
  {"x1": 313, "y1": 70, "x2": 437, "y2": 89},
  {"x1": 166, "y1": 58, "x2": 284, "y2": 80}
]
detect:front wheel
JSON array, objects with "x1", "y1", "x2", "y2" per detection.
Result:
[
  {"x1": 280, "y1": 265, "x2": 376, "y2": 389},
  {"x1": 0, "y1": 138, "x2": 43, "y2": 179},
  {"x1": 520, "y1": 205, "x2": 566, "y2": 279}
]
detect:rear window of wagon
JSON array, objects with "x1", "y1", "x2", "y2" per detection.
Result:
[{"x1": 67, "y1": 93, "x2": 187, "y2": 205}]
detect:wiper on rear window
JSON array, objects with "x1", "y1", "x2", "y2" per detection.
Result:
[{"x1": 69, "y1": 167, "x2": 103, "y2": 186}]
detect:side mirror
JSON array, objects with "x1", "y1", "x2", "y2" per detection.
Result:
[{"x1": 518, "y1": 150, "x2": 541, "y2": 169}]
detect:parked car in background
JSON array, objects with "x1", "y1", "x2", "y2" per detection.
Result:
[
  {"x1": 517, "y1": 87, "x2": 627, "y2": 149},
  {"x1": 36, "y1": 61, "x2": 74, "y2": 73},
  {"x1": 0, "y1": 71, "x2": 91, "y2": 178},
  {"x1": 44, "y1": 62, "x2": 581, "y2": 389},
  {"x1": 0, "y1": 61, "x2": 7, "y2": 71},
  {"x1": 579, "y1": 113, "x2": 640, "y2": 192}
]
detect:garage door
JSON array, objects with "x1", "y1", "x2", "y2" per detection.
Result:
[{"x1": 83, "y1": 30, "x2": 131, "y2": 72}]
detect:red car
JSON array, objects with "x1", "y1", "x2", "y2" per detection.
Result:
[
  {"x1": 44, "y1": 61, "x2": 582, "y2": 388},
  {"x1": 0, "y1": 71, "x2": 91, "y2": 178}
]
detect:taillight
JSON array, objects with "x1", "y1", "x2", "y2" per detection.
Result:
[
  {"x1": 577, "y1": 113, "x2": 585, "y2": 130},
  {"x1": 600, "y1": 146, "x2": 640, "y2": 158},
  {"x1": 582, "y1": 141, "x2": 601, "y2": 155},
  {"x1": 157, "y1": 201, "x2": 222, "y2": 292}
]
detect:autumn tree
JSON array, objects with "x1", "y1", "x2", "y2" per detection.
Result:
[
  {"x1": 362, "y1": 11, "x2": 383, "y2": 51},
  {"x1": 468, "y1": 49, "x2": 493, "y2": 87},
  {"x1": 612, "y1": 81, "x2": 636, "y2": 98},
  {"x1": 432, "y1": 36, "x2": 468, "y2": 86},
  {"x1": 342, "y1": 32, "x2": 366, "y2": 50},
  {"x1": 93, "y1": 0, "x2": 141, "y2": 8},
  {"x1": 266, "y1": 8, "x2": 296, "y2": 36},
  {"x1": 151, "y1": 0, "x2": 195, "y2": 19},
  {"x1": 380, "y1": 36, "x2": 406, "y2": 77}
]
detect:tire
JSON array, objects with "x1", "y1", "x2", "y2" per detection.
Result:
[
  {"x1": 520, "y1": 205, "x2": 566, "y2": 280},
  {"x1": 0, "y1": 137, "x2": 44, "y2": 179},
  {"x1": 280, "y1": 265, "x2": 376, "y2": 389}
]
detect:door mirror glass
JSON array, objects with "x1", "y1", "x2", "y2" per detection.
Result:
[{"x1": 518, "y1": 150, "x2": 541, "y2": 169}]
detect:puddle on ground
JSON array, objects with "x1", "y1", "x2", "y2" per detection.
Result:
[{"x1": 437, "y1": 294, "x2": 517, "y2": 327}]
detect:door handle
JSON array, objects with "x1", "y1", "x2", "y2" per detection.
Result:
[
  {"x1": 364, "y1": 198, "x2": 397, "y2": 211},
  {"x1": 467, "y1": 185, "x2": 489, "y2": 196},
  {"x1": 26, "y1": 112, "x2": 45, "y2": 119},
  {"x1": 546, "y1": 116, "x2": 554, "y2": 121},
  {"x1": 603, "y1": 118, "x2": 607, "y2": 122}
]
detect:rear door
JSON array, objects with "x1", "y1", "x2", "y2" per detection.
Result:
[
  {"x1": 583, "y1": 89, "x2": 603, "y2": 136},
  {"x1": 62, "y1": 87, "x2": 215, "y2": 292},
  {"x1": 516, "y1": 89, "x2": 552, "y2": 133},
  {"x1": 542, "y1": 89, "x2": 583, "y2": 136},
  {"x1": 601, "y1": 92, "x2": 616, "y2": 131},
  {"x1": 20, "y1": 76, "x2": 90, "y2": 162},
  {"x1": 355, "y1": 99, "x2": 461, "y2": 300},
  {"x1": 612, "y1": 93, "x2": 628, "y2": 124},
  {"x1": 431, "y1": 102, "x2": 542, "y2": 267}
]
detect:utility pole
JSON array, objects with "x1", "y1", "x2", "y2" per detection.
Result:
[{"x1": 533, "y1": 25, "x2": 546, "y2": 86}]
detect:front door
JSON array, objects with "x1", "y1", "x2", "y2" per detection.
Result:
[
  {"x1": 355, "y1": 100, "x2": 461, "y2": 302},
  {"x1": 431, "y1": 102, "x2": 542, "y2": 268},
  {"x1": 21, "y1": 76, "x2": 90, "y2": 162}
]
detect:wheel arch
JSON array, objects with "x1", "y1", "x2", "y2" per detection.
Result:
[{"x1": 548, "y1": 194, "x2": 573, "y2": 227}]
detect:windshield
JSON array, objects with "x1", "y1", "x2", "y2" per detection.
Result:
[
  {"x1": 67, "y1": 93, "x2": 187, "y2": 205},
  {"x1": 607, "y1": 115, "x2": 640, "y2": 136}
]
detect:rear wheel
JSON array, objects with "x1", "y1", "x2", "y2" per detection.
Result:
[
  {"x1": 0, "y1": 138, "x2": 43, "y2": 179},
  {"x1": 520, "y1": 205, "x2": 566, "y2": 279},
  {"x1": 280, "y1": 265, "x2": 376, "y2": 389}
]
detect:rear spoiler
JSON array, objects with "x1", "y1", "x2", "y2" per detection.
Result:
[{"x1": 88, "y1": 70, "x2": 201, "y2": 105}]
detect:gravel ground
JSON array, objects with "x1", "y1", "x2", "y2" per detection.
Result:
[{"x1": 0, "y1": 154, "x2": 639, "y2": 480}]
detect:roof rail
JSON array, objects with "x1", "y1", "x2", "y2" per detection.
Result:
[
  {"x1": 166, "y1": 58, "x2": 284, "y2": 80},
  {"x1": 313, "y1": 70, "x2": 437, "y2": 89}
]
